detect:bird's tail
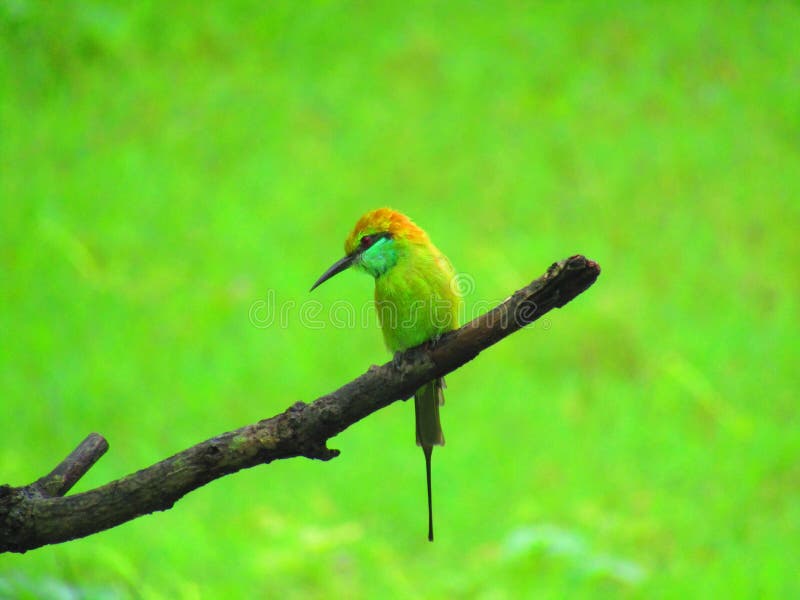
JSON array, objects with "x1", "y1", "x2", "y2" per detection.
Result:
[
  {"x1": 415, "y1": 377, "x2": 445, "y2": 541},
  {"x1": 414, "y1": 378, "x2": 445, "y2": 448}
]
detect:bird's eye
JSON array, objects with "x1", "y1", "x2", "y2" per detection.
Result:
[{"x1": 360, "y1": 235, "x2": 373, "y2": 247}]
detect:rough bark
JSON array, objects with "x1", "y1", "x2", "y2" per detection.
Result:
[{"x1": 0, "y1": 255, "x2": 600, "y2": 553}]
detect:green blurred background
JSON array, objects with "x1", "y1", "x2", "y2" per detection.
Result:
[{"x1": 1, "y1": 1, "x2": 798, "y2": 598}]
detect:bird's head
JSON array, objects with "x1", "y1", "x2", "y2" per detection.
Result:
[{"x1": 310, "y1": 208, "x2": 428, "y2": 291}]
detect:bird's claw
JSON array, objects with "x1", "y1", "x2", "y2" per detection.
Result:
[
  {"x1": 426, "y1": 333, "x2": 443, "y2": 350},
  {"x1": 391, "y1": 351, "x2": 404, "y2": 370}
]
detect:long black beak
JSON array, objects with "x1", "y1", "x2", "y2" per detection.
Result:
[{"x1": 310, "y1": 254, "x2": 357, "y2": 291}]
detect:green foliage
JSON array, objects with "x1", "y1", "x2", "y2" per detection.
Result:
[{"x1": 2, "y1": 1, "x2": 799, "y2": 597}]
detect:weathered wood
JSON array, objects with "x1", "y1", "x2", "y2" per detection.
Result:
[{"x1": 0, "y1": 255, "x2": 600, "y2": 553}]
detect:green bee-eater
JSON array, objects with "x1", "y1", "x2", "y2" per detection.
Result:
[{"x1": 311, "y1": 208, "x2": 462, "y2": 541}]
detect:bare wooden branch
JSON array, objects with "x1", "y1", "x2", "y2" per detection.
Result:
[
  {"x1": 0, "y1": 255, "x2": 600, "y2": 554},
  {"x1": 31, "y1": 433, "x2": 109, "y2": 498}
]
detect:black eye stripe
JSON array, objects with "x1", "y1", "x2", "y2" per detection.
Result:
[{"x1": 359, "y1": 232, "x2": 391, "y2": 249}]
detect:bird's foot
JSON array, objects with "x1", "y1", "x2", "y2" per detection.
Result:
[
  {"x1": 391, "y1": 350, "x2": 405, "y2": 370},
  {"x1": 426, "y1": 333, "x2": 444, "y2": 350}
]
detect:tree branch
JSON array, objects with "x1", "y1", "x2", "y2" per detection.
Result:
[
  {"x1": 1, "y1": 255, "x2": 600, "y2": 554},
  {"x1": 30, "y1": 433, "x2": 109, "y2": 498}
]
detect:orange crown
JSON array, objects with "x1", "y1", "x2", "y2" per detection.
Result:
[{"x1": 344, "y1": 208, "x2": 429, "y2": 255}]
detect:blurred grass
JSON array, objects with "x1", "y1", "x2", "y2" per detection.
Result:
[{"x1": 1, "y1": 0, "x2": 799, "y2": 597}]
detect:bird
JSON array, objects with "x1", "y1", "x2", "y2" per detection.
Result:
[{"x1": 310, "y1": 208, "x2": 461, "y2": 541}]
